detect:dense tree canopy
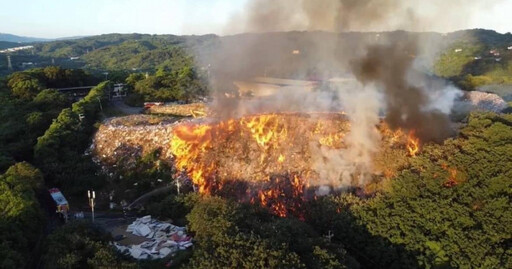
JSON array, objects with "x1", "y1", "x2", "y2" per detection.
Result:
[
  {"x1": 35, "y1": 81, "x2": 109, "y2": 195},
  {"x1": 0, "y1": 163, "x2": 45, "y2": 269},
  {"x1": 186, "y1": 196, "x2": 307, "y2": 269},
  {"x1": 304, "y1": 112, "x2": 512, "y2": 268},
  {"x1": 0, "y1": 68, "x2": 90, "y2": 168},
  {"x1": 42, "y1": 222, "x2": 136, "y2": 269},
  {"x1": 129, "y1": 65, "x2": 206, "y2": 103}
]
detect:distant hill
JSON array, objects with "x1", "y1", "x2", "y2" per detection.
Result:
[
  {"x1": 3, "y1": 29, "x2": 512, "y2": 92},
  {"x1": 0, "y1": 41, "x2": 20, "y2": 50},
  {"x1": 0, "y1": 33, "x2": 50, "y2": 43},
  {"x1": 0, "y1": 33, "x2": 88, "y2": 43},
  {"x1": 54, "y1": 35, "x2": 90, "y2": 41}
]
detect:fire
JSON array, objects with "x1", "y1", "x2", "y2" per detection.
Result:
[
  {"x1": 391, "y1": 129, "x2": 404, "y2": 144},
  {"x1": 170, "y1": 123, "x2": 217, "y2": 193},
  {"x1": 441, "y1": 163, "x2": 459, "y2": 187},
  {"x1": 169, "y1": 113, "x2": 424, "y2": 217},
  {"x1": 255, "y1": 174, "x2": 307, "y2": 218},
  {"x1": 318, "y1": 133, "x2": 344, "y2": 148},
  {"x1": 242, "y1": 114, "x2": 287, "y2": 148},
  {"x1": 407, "y1": 131, "x2": 420, "y2": 156}
]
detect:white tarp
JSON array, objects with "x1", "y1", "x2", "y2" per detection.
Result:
[{"x1": 114, "y1": 215, "x2": 193, "y2": 260}]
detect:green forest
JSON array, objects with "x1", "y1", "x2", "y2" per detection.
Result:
[{"x1": 0, "y1": 29, "x2": 511, "y2": 268}]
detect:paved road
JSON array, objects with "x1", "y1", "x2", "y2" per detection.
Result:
[{"x1": 110, "y1": 99, "x2": 142, "y2": 115}]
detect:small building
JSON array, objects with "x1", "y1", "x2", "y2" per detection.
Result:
[
  {"x1": 112, "y1": 83, "x2": 127, "y2": 98},
  {"x1": 234, "y1": 77, "x2": 318, "y2": 97},
  {"x1": 490, "y1": 49, "x2": 500, "y2": 56},
  {"x1": 21, "y1": 62, "x2": 34, "y2": 68},
  {"x1": 454, "y1": 48, "x2": 463, "y2": 53}
]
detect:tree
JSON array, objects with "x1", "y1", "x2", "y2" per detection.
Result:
[
  {"x1": 352, "y1": 112, "x2": 512, "y2": 268},
  {"x1": 34, "y1": 82, "x2": 109, "y2": 194},
  {"x1": 42, "y1": 222, "x2": 136, "y2": 269},
  {"x1": 7, "y1": 73, "x2": 44, "y2": 100},
  {"x1": 32, "y1": 89, "x2": 69, "y2": 110},
  {"x1": 0, "y1": 162, "x2": 45, "y2": 269},
  {"x1": 186, "y1": 196, "x2": 305, "y2": 269}
]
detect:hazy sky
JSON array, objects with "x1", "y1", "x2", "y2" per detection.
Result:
[{"x1": 1, "y1": 0, "x2": 511, "y2": 38}]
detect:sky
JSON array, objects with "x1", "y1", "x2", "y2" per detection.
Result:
[{"x1": 0, "y1": 0, "x2": 511, "y2": 38}]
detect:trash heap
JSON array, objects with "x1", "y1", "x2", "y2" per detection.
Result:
[
  {"x1": 114, "y1": 215, "x2": 193, "y2": 260},
  {"x1": 147, "y1": 102, "x2": 208, "y2": 117},
  {"x1": 464, "y1": 91, "x2": 508, "y2": 112},
  {"x1": 90, "y1": 115, "x2": 184, "y2": 169}
]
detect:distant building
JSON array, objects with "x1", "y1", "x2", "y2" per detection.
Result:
[
  {"x1": 70, "y1": 56, "x2": 80, "y2": 60},
  {"x1": 490, "y1": 49, "x2": 500, "y2": 56},
  {"x1": 234, "y1": 77, "x2": 318, "y2": 97},
  {"x1": 508, "y1": 46, "x2": 512, "y2": 50},
  {"x1": 21, "y1": 62, "x2": 34, "y2": 68},
  {"x1": 454, "y1": 48, "x2": 463, "y2": 53},
  {"x1": 111, "y1": 84, "x2": 127, "y2": 98},
  {"x1": 0, "y1": 45, "x2": 34, "y2": 54}
]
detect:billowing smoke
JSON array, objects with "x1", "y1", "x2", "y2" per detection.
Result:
[
  {"x1": 227, "y1": 0, "x2": 503, "y2": 33},
  {"x1": 350, "y1": 39, "x2": 459, "y2": 142},
  {"x1": 312, "y1": 82, "x2": 382, "y2": 190},
  {"x1": 193, "y1": 0, "x2": 500, "y2": 190}
]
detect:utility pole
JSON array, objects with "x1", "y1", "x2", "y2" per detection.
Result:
[
  {"x1": 175, "y1": 179, "x2": 181, "y2": 195},
  {"x1": 325, "y1": 230, "x2": 334, "y2": 242},
  {"x1": 88, "y1": 190, "x2": 96, "y2": 222},
  {"x1": 7, "y1": 55, "x2": 12, "y2": 70},
  {"x1": 97, "y1": 97, "x2": 103, "y2": 112}
]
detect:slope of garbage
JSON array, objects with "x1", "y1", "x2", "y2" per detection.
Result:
[
  {"x1": 147, "y1": 102, "x2": 208, "y2": 117},
  {"x1": 463, "y1": 91, "x2": 508, "y2": 112},
  {"x1": 113, "y1": 215, "x2": 192, "y2": 260},
  {"x1": 91, "y1": 115, "x2": 184, "y2": 168}
]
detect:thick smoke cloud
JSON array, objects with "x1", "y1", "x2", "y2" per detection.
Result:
[
  {"x1": 196, "y1": 0, "x2": 500, "y2": 189},
  {"x1": 350, "y1": 40, "x2": 455, "y2": 142},
  {"x1": 227, "y1": 0, "x2": 503, "y2": 34}
]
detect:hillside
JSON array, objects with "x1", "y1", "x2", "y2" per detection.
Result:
[
  {"x1": 0, "y1": 33, "x2": 50, "y2": 43},
  {"x1": 0, "y1": 41, "x2": 21, "y2": 50},
  {"x1": 3, "y1": 29, "x2": 512, "y2": 92}
]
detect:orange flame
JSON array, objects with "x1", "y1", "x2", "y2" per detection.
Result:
[
  {"x1": 256, "y1": 174, "x2": 306, "y2": 218},
  {"x1": 169, "y1": 113, "x2": 420, "y2": 217},
  {"x1": 407, "y1": 131, "x2": 420, "y2": 157},
  {"x1": 441, "y1": 164, "x2": 459, "y2": 187},
  {"x1": 318, "y1": 133, "x2": 344, "y2": 148}
]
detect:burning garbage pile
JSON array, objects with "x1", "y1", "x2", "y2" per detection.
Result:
[
  {"x1": 114, "y1": 215, "x2": 192, "y2": 260},
  {"x1": 169, "y1": 112, "x2": 420, "y2": 217}
]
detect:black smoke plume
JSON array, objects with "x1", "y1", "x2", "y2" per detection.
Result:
[{"x1": 350, "y1": 40, "x2": 454, "y2": 142}]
